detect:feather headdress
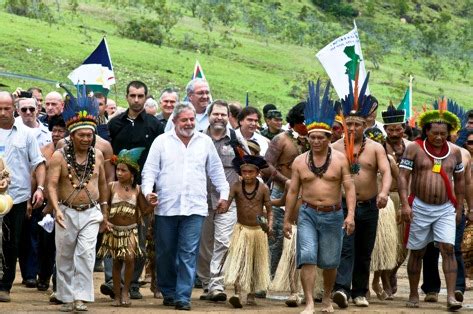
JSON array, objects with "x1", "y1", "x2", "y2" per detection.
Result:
[
  {"x1": 418, "y1": 97, "x2": 461, "y2": 134},
  {"x1": 304, "y1": 79, "x2": 335, "y2": 134},
  {"x1": 60, "y1": 83, "x2": 98, "y2": 133},
  {"x1": 382, "y1": 101, "x2": 405, "y2": 125},
  {"x1": 113, "y1": 147, "x2": 146, "y2": 172},
  {"x1": 340, "y1": 72, "x2": 374, "y2": 121},
  {"x1": 232, "y1": 155, "x2": 268, "y2": 175}
]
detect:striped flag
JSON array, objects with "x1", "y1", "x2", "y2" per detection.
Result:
[{"x1": 68, "y1": 38, "x2": 115, "y2": 96}]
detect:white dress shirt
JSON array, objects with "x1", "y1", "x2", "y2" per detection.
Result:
[
  {"x1": 15, "y1": 116, "x2": 52, "y2": 147},
  {"x1": 141, "y1": 128, "x2": 229, "y2": 216}
]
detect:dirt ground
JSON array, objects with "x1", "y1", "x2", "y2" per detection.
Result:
[{"x1": 2, "y1": 262, "x2": 473, "y2": 313}]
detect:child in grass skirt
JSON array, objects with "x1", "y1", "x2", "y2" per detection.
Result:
[{"x1": 98, "y1": 148, "x2": 150, "y2": 307}]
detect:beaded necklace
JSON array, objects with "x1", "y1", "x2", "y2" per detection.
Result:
[
  {"x1": 345, "y1": 136, "x2": 367, "y2": 174},
  {"x1": 286, "y1": 130, "x2": 310, "y2": 154},
  {"x1": 307, "y1": 147, "x2": 332, "y2": 178},
  {"x1": 242, "y1": 180, "x2": 259, "y2": 200},
  {"x1": 64, "y1": 140, "x2": 96, "y2": 190}
]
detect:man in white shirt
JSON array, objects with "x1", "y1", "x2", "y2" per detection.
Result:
[
  {"x1": 16, "y1": 97, "x2": 51, "y2": 147},
  {"x1": 164, "y1": 78, "x2": 210, "y2": 132},
  {"x1": 236, "y1": 106, "x2": 269, "y2": 155},
  {"x1": 142, "y1": 103, "x2": 229, "y2": 311}
]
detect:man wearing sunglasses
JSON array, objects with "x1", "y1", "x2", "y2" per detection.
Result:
[{"x1": 16, "y1": 98, "x2": 52, "y2": 147}]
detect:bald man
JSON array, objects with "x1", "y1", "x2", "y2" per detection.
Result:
[{"x1": 39, "y1": 92, "x2": 64, "y2": 127}]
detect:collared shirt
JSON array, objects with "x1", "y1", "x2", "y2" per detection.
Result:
[
  {"x1": 108, "y1": 109, "x2": 164, "y2": 176},
  {"x1": 235, "y1": 128, "x2": 269, "y2": 156},
  {"x1": 203, "y1": 127, "x2": 249, "y2": 209},
  {"x1": 156, "y1": 112, "x2": 168, "y2": 125},
  {"x1": 141, "y1": 129, "x2": 229, "y2": 217},
  {"x1": 164, "y1": 111, "x2": 209, "y2": 133},
  {"x1": 15, "y1": 117, "x2": 52, "y2": 147},
  {"x1": 1, "y1": 120, "x2": 45, "y2": 204}
]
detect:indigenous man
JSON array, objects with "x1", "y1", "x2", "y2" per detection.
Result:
[
  {"x1": 47, "y1": 88, "x2": 109, "y2": 312},
  {"x1": 197, "y1": 100, "x2": 249, "y2": 302},
  {"x1": 380, "y1": 104, "x2": 410, "y2": 297},
  {"x1": 399, "y1": 99, "x2": 465, "y2": 311},
  {"x1": 331, "y1": 115, "x2": 344, "y2": 143},
  {"x1": 265, "y1": 102, "x2": 308, "y2": 285},
  {"x1": 142, "y1": 103, "x2": 229, "y2": 311},
  {"x1": 283, "y1": 80, "x2": 356, "y2": 314},
  {"x1": 332, "y1": 74, "x2": 392, "y2": 308}
]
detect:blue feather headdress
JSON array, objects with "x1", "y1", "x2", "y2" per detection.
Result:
[
  {"x1": 434, "y1": 98, "x2": 469, "y2": 147},
  {"x1": 340, "y1": 72, "x2": 374, "y2": 121},
  {"x1": 60, "y1": 83, "x2": 98, "y2": 133},
  {"x1": 304, "y1": 79, "x2": 335, "y2": 134}
]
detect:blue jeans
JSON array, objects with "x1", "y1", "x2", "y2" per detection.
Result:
[
  {"x1": 296, "y1": 204, "x2": 344, "y2": 269},
  {"x1": 154, "y1": 214, "x2": 204, "y2": 304},
  {"x1": 334, "y1": 198, "x2": 378, "y2": 299},
  {"x1": 422, "y1": 213, "x2": 466, "y2": 293},
  {"x1": 269, "y1": 187, "x2": 284, "y2": 277}
]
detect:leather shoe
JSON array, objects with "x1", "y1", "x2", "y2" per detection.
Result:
[
  {"x1": 37, "y1": 281, "x2": 49, "y2": 291},
  {"x1": 163, "y1": 298, "x2": 176, "y2": 306},
  {"x1": 24, "y1": 279, "x2": 37, "y2": 288},
  {"x1": 0, "y1": 291, "x2": 10, "y2": 302},
  {"x1": 209, "y1": 291, "x2": 227, "y2": 302},
  {"x1": 100, "y1": 282, "x2": 115, "y2": 299},
  {"x1": 175, "y1": 301, "x2": 191, "y2": 310},
  {"x1": 129, "y1": 287, "x2": 142, "y2": 299}
]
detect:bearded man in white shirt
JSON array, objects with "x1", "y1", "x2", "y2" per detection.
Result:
[{"x1": 142, "y1": 102, "x2": 229, "y2": 311}]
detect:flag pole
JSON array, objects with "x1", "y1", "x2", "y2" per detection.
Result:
[{"x1": 409, "y1": 75, "x2": 413, "y2": 121}]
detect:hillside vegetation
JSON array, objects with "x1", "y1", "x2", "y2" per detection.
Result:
[{"x1": 0, "y1": 0, "x2": 471, "y2": 113}]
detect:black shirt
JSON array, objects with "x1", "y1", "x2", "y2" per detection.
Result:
[{"x1": 108, "y1": 109, "x2": 164, "y2": 179}]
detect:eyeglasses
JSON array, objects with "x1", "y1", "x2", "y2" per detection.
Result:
[
  {"x1": 20, "y1": 107, "x2": 36, "y2": 113},
  {"x1": 467, "y1": 140, "x2": 473, "y2": 145}
]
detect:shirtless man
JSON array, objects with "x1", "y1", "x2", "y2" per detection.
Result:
[
  {"x1": 47, "y1": 92, "x2": 109, "y2": 312},
  {"x1": 331, "y1": 95, "x2": 392, "y2": 308},
  {"x1": 283, "y1": 84, "x2": 356, "y2": 313},
  {"x1": 264, "y1": 102, "x2": 308, "y2": 280},
  {"x1": 399, "y1": 108, "x2": 464, "y2": 311}
]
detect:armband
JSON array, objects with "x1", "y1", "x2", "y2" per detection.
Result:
[
  {"x1": 399, "y1": 158, "x2": 414, "y2": 170},
  {"x1": 455, "y1": 162, "x2": 465, "y2": 173},
  {"x1": 99, "y1": 202, "x2": 108, "y2": 206}
]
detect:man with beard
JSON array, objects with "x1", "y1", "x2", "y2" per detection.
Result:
[
  {"x1": 47, "y1": 88, "x2": 109, "y2": 312},
  {"x1": 264, "y1": 102, "x2": 308, "y2": 283},
  {"x1": 142, "y1": 103, "x2": 229, "y2": 310},
  {"x1": 399, "y1": 100, "x2": 464, "y2": 311},
  {"x1": 197, "y1": 100, "x2": 249, "y2": 302},
  {"x1": 332, "y1": 74, "x2": 392, "y2": 308}
]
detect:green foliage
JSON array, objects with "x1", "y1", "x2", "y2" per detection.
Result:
[
  {"x1": 118, "y1": 18, "x2": 166, "y2": 46},
  {"x1": 5, "y1": 0, "x2": 56, "y2": 24},
  {"x1": 394, "y1": 0, "x2": 409, "y2": 17},
  {"x1": 311, "y1": 0, "x2": 359, "y2": 18}
]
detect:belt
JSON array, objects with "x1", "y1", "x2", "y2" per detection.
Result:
[
  {"x1": 356, "y1": 198, "x2": 376, "y2": 207},
  {"x1": 303, "y1": 201, "x2": 341, "y2": 212},
  {"x1": 59, "y1": 201, "x2": 96, "y2": 211}
]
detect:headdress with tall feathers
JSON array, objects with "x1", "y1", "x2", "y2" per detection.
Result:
[
  {"x1": 417, "y1": 97, "x2": 461, "y2": 134},
  {"x1": 112, "y1": 147, "x2": 146, "y2": 172},
  {"x1": 304, "y1": 79, "x2": 335, "y2": 134},
  {"x1": 340, "y1": 72, "x2": 374, "y2": 121},
  {"x1": 60, "y1": 84, "x2": 98, "y2": 133}
]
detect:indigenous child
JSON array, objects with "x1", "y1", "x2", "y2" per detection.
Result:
[
  {"x1": 98, "y1": 148, "x2": 150, "y2": 307},
  {"x1": 224, "y1": 155, "x2": 273, "y2": 308}
]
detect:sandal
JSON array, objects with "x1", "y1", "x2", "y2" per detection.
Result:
[
  {"x1": 74, "y1": 300, "x2": 88, "y2": 311},
  {"x1": 447, "y1": 299, "x2": 462, "y2": 311},
  {"x1": 405, "y1": 300, "x2": 419, "y2": 308},
  {"x1": 59, "y1": 303, "x2": 74, "y2": 312}
]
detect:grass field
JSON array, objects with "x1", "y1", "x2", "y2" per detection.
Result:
[{"x1": 0, "y1": 0, "x2": 471, "y2": 114}]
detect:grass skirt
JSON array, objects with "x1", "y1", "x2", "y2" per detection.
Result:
[
  {"x1": 390, "y1": 192, "x2": 408, "y2": 265},
  {"x1": 270, "y1": 225, "x2": 323, "y2": 296},
  {"x1": 370, "y1": 197, "x2": 398, "y2": 271},
  {"x1": 462, "y1": 222, "x2": 473, "y2": 276},
  {"x1": 97, "y1": 223, "x2": 141, "y2": 260},
  {"x1": 224, "y1": 223, "x2": 270, "y2": 292}
]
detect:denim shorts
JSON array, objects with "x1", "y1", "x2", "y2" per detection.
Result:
[{"x1": 296, "y1": 203, "x2": 344, "y2": 269}]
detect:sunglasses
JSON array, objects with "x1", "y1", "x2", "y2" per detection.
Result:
[
  {"x1": 20, "y1": 107, "x2": 36, "y2": 113},
  {"x1": 467, "y1": 141, "x2": 473, "y2": 145}
]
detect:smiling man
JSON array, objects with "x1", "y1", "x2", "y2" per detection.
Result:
[
  {"x1": 236, "y1": 106, "x2": 269, "y2": 155},
  {"x1": 156, "y1": 88, "x2": 178, "y2": 124}
]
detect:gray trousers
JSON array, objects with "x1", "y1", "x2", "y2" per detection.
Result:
[
  {"x1": 55, "y1": 205, "x2": 102, "y2": 303},
  {"x1": 197, "y1": 202, "x2": 237, "y2": 292}
]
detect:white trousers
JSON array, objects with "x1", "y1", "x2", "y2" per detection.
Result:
[
  {"x1": 197, "y1": 201, "x2": 237, "y2": 292},
  {"x1": 55, "y1": 205, "x2": 103, "y2": 303}
]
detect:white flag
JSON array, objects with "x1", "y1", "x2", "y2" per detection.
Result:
[{"x1": 316, "y1": 25, "x2": 369, "y2": 99}]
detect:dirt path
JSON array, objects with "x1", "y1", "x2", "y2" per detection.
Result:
[{"x1": 3, "y1": 263, "x2": 473, "y2": 313}]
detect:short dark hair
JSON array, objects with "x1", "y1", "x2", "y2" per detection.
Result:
[
  {"x1": 263, "y1": 104, "x2": 277, "y2": 117},
  {"x1": 48, "y1": 114, "x2": 66, "y2": 132},
  {"x1": 466, "y1": 110, "x2": 473, "y2": 121},
  {"x1": 237, "y1": 106, "x2": 261, "y2": 126},
  {"x1": 422, "y1": 122, "x2": 453, "y2": 140},
  {"x1": 229, "y1": 102, "x2": 242, "y2": 118},
  {"x1": 286, "y1": 101, "x2": 306, "y2": 127},
  {"x1": 126, "y1": 81, "x2": 148, "y2": 96},
  {"x1": 94, "y1": 92, "x2": 107, "y2": 104},
  {"x1": 208, "y1": 99, "x2": 229, "y2": 116},
  {"x1": 27, "y1": 87, "x2": 42, "y2": 94}
]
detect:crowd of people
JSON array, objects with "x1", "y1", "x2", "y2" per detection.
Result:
[{"x1": 0, "y1": 74, "x2": 472, "y2": 313}]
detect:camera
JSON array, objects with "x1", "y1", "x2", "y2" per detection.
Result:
[{"x1": 18, "y1": 91, "x2": 33, "y2": 98}]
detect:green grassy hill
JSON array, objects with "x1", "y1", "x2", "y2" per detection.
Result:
[{"x1": 0, "y1": 0, "x2": 471, "y2": 114}]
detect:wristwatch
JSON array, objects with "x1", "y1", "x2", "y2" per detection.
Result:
[{"x1": 37, "y1": 185, "x2": 45, "y2": 191}]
